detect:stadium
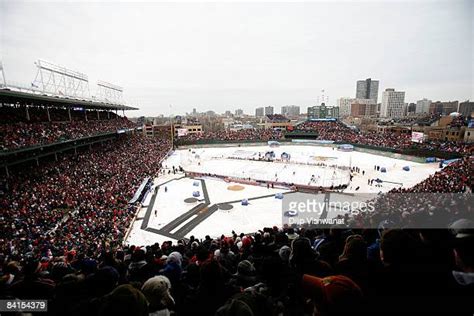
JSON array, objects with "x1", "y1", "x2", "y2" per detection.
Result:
[
  {"x1": 1, "y1": 61, "x2": 472, "y2": 315},
  {"x1": 1, "y1": 2, "x2": 473, "y2": 316}
]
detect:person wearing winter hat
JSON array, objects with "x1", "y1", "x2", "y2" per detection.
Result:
[
  {"x1": 278, "y1": 245, "x2": 291, "y2": 264},
  {"x1": 161, "y1": 251, "x2": 183, "y2": 286},
  {"x1": 167, "y1": 252, "x2": 182, "y2": 266},
  {"x1": 215, "y1": 289, "x2": 273, "y2": 316},
  {"x1": 142, "y1": 275, "x2": 175, "y2": 316},
  {"x1": 98, "y1": 284, "x2": 149, "y2": 316},
  {"x1": 229, "y1": 260, "x2": 258, "y2": 289},
  {"x1": 241, "y1": 236, "x2": 252, "y2": 249},
  {"x1": 302, "y1": 274, "x2": 363, "y2": 316}
]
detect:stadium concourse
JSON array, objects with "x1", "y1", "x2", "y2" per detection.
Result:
[{"x1": 1, "y1": 102, "x2": 474, "y2": 315}]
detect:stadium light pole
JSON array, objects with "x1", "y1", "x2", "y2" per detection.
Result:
[
  {"x1": 32, "y1": 59, "x2": 90, "y2": 98},
  {"x1": 0, "y1": 61, "x2": 6, "y2": 87}
]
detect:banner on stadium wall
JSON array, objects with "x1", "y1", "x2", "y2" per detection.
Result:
[
  {"x1": 411, "y1": 132, "x2": 424, "y2": 143},
  {"x1": 177, "y1": 128, "x2": 188, "y2": 137},
  {"x1": 292, "y1": 139, "x2": 334, "y2": 144},
  {"x1": 337, "y1": 144, "x2": 354, "y2": 152},
  {"x1": 129, "y1": 177, "x2": 151, "y2": 204},
  {"x1": 308, "y1": 118, "x2": 337, "y2": 122},
  {"x1": 441, "y1": 158, "x2": 461, "y2": 167}
]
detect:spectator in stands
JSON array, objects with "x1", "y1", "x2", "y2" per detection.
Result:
[
  {"x1": 0, "y1": 106, "x2": 137, "y2": 150},
  {"x1": 452, "y1": 235, "x2": 474, "y2": 295},
  {"x1": 228, "y1": 260, "x2": 258, "y2": 289},
  {"x1": 290, "y1": 237, "x2": 332, "y2": 278},
  {"x1": 160, "y1": 252, "x2": 183, "y2": 287},
  {"x1": 141, "y1": 275, "x2": 175, "y2": 316},
  {"x1": 335, "y1": 234, "x2": 369, "y2": 292},
  {"x1": 97, "y1": 284, "x2": 149, "y2": 316},
  {"x1": 302, "y1": 274, "x2": 363, "y2": 316},
  {"x1": 182, "y1": 259, "x2": 232, "y2": 316},
  {"x1": 128, "y1": 249, "x2": 154, "y2": 284},
  {"x1": 8, "y1": 257, "x2": 56, "y2": 300},
  {"x1": 1, "y1": 109, "x2": 473, "y2": 316}
]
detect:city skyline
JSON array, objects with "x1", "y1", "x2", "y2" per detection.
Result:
[{"x1": 1, "y1": 0, "x2": 472, "y2": 116}]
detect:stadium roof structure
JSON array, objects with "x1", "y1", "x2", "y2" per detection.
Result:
[{"x1": 0, "y1": 87, "x2": 138, "y2": 111}]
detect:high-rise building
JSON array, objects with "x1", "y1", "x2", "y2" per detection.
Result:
[
  {"x1": 459, "y1": 100, "x2": 474, "y2": 117},
  {"x1": 338, "y1": 98, "x2": 375, "y2": 117},
  {"x1": 381, "y1": 88, "x2": 405, "y2": 118},
  {"x1": 416, "y1": 98, "x2": 432, "y2": 114},
  {"x1": 356, "y1": 78, "x2": 379, "y2": 104},
  {"x1": 337, "y1": 98, "x2": 355, "y2": 117},
  {"x1": 307, "y1": 103, "x2": 339, "y2": 119},
  {"x1": 407, "y1": 103, "x2": 416, "y2": 115},
  {"x1": 281, "y1": 105, "x2": 300, "y2": 117},
  {"x1": 350, "y1": 100, "x2": 377, "y2": 117},
  {"x1": 255, "y1": 107, "x2": 264, "y2": 117},
  {"x1": 235, "y1": 109, "x2": 244, "y2": 116},
  {"x1": 264, "y1": 106, "x2": 274, "y2": 115},
  {"x1": 429, "y1": 101, "x2": 459, "y2": 115}
]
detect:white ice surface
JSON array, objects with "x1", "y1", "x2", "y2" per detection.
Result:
[{"x1": 125, "y1": 144, "x2": 440, "y2": 245}]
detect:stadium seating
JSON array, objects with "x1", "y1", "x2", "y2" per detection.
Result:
[
  {"x1": 177, "y1": 129, "x2": 283, "y2": 143},
  {"x1": 1, "y1": 111, "x2": 473, "y2": 315},
  {"x1": 0, "y1": 106, "x2": 137, "y2": 151},
  {"x1": 295, "y1": 120, "x2": 473, "y2": 154}
]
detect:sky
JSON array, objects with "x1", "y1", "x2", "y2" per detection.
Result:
[{"x1": 1, "y1": 0, "x2": 472, "y2": 117}]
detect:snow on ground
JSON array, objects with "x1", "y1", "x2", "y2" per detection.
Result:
[
  {"x1": 148, "y1": 177, "x2": 204, "y2": 228},
  {"x1": 125, "y1": 144, "x2": 441, "y2": 245},
  {"x1": 203, "y1": 176, "x2": 288, "y2": 204},
  {"x1": 186, "y1": 195, "x2": 286, "y2": 238}
]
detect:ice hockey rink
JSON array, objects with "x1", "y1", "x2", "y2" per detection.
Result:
[{"x1": 125, "y1": 143, "x2": 441, "y2": 246}]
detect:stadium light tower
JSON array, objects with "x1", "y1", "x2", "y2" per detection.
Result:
[
  {"x1": 0, "y1": 61, "x2": 6, "y2": 87},
  {"x1": 96, "y1": 80, "x2": 123, "y2": 103},
  {"x1": 32, "y1": 59, "x2": 90, "y2": 98}
]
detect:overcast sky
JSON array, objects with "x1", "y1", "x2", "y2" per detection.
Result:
[{"x1": 1, "y1": 0, "x2": 472, "y2": 116}]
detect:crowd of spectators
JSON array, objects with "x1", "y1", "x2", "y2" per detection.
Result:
[
  {"x1": 177, "y1": 129, "x2": 283, "y2": 143},
  {"x1": 1, "y1": 134, "x2": 171, "y2": 261},
  {"x1": 447, "y1": 115, "x2": 467, "y2": 128},
  {"x1": 1, "y1": 108, "x2": 473, "y2": 315},
  {"x1": 0, "y1": 106, "x2": 137, "y2": 151},
  {"x1": 1, "y1": 225, "x2": 473, "y2": 315},
  {"x1": 353, "y1": 157, "x2": 473, "y2": 229},
  {"x1": 296, "y1": 121, "x2": 473, "y2": 155},
  {"x1": 388, "y1": 113, "x2": 441, "y2": 125}
]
